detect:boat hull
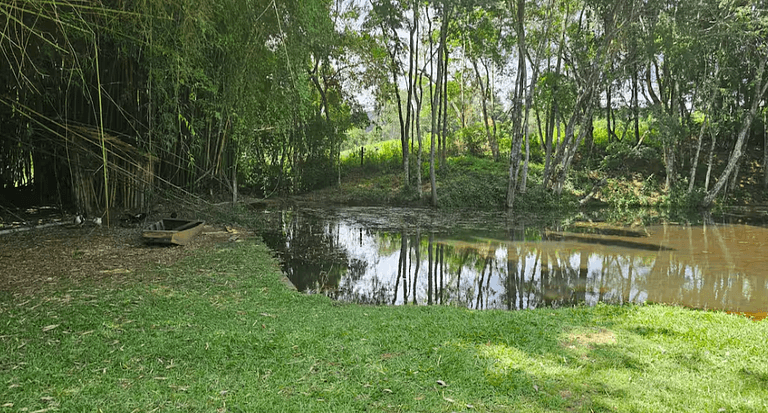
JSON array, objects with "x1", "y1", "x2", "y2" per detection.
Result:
[{"x1": 142, "y1": 219, "x2": 205, "y2": 245}]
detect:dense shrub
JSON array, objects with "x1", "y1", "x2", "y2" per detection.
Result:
[
  {"x1": 438, "y1": 173, "x2": 507, "y2": 209},
  {"x1": 436, "y1": 156, "x2": 508, "y2": 208},
  {"x1": 600, "y1": 141, "x2": 663, "y2": 175},
  {"x1": 455, "y1": 124, "x2": 487, "y2": 157}
]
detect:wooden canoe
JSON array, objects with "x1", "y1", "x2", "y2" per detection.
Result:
[{"x1": 142, "y1": 219, "x2": 205, "y2": 245}]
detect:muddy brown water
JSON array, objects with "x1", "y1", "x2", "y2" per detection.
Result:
[{"x1": 261, "y1": 207, "x2": 768, "y2": 319}]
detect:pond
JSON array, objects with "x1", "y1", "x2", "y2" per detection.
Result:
[{"x1": 261, "y1": 207, "x2": 768, "y2": 319}]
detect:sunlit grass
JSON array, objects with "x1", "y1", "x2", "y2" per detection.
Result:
[{"x1": 1, "y1": 242, "x2": 767, "y2": 412}]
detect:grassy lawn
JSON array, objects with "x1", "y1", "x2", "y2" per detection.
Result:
[{"x1": 2, "y1": 241, "x2": 767, "y2": 412}]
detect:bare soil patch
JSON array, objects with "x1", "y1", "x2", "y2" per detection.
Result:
[
  {"x1": 564, "y1": 328, "x2": 617, "y2": 349},
  {"x1": 0, "y1": 222, "x2": 250, "y2": 295}
]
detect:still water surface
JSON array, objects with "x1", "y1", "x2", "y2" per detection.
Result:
[{"x1": 261, "y1": 207, "x2": 768, "y2": 318}]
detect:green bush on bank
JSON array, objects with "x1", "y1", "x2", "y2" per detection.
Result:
[
  {"x1": 599, "y1": 141, "x2": 662, "y2": 174},
  {"x1": 330, "y1": 115, "x2": 719, "y2": 212},
  {"x1": 437, "y1": 157, "x2": 509, "y2": 209},
  {"x1": 337, "y1": 145, "x2": 587, "y2": 211}
]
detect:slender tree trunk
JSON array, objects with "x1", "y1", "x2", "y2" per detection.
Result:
[
  {"x1": 429, "y1": 8, "x2": 443, "y2": 207},
  {"x1": 535, "y1": 109, "x2": 546, "y2": 152},
  {"x1": 414, "y1": 3, "x2": 423, "y2": 199},
  {"x1": 520, "y1": 125, "x2": 530, "y2": 193},
  {"x1": 507, "y1": 0, "x2": 526, "y2": 209},
  {"x1": 727, "y1": 159, "x2": 741, "y2": 197},
  {"x1": 391, "y1": 60, "x2": 409, "y2": 186},
  {"x1": 702, "y1": 60, "x2": 768, "y2": 208},
  {"x1": 404, "y1": 7, "x2": 419, "y2": 188},
  {"x1": 606, "y1": 81, "x2": 614, "y2": 141},
  {"x1": 589, "y1": 110, "x2": 597, "y2": 158},
  {"x1": 434, "y1": 19, "x2": 443, "y2": 173},
  {"x1": 460, "y1": 28, "x2": 467, "y2": 130},
  {"x1": 704, "y1": 130, "x2": 717, "y2": 191},
  {"x1": 435, "y1": 57, "x2": 443, "y2": 172},
  {"x1": 381, "y1": 22, "x2": 410, "y2": 189},
  {"x1": 633, "y1": 67, "x2": 640, "y2": 144},
  {"x1": 543, "y1": 2, "x2": 568, "y2": 187},
  {"x1": 490, "y1": 62, "x2": 498, "y2": 156},
  {"x1": 441, "y1": 34, "x2": 449, "y2": 167},
  {"x1": 764, "y1": 109, "x2": 768, "y2": 189},
  {"x1": 688, "y1": 114, "x2": 708, "y2": 194},
  {"x1": 663, "y1": 144, "x2": 676, "y2": 191},
  {"x1": 543, "y1": 103, "x2": 555, "y2": 186},
  {"x1": 520, "y1": 48, "x2": 541, "y2": 194},
  {"x1": 726, "y1": 133, "x2": 750, "y2": 197},
  {"x1": 472, "y1": 59, "x2": 496, "y2": 159},
  {"x1": 484, "y1": 60, "x2": 500, "y2": 160},
  {"x1": 232, "y1": 161, "x2": 238, "y2": 205},
  {"x1": 688, "y1": 65, "x2": 719, "y2": 194},
  {"x1": 555, "y1": 102, "x2": 595, "y2": 194}
]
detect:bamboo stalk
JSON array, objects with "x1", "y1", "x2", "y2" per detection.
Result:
[{"x1": 94, "y1": 40, "x2": 110, "y2": 227}]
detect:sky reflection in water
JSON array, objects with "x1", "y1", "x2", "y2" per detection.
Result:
[{"x1": 261, "y1": 207, "x2": 768, "y2": 318}]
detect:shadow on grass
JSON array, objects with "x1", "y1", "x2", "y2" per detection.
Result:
[{"x1": 3, "y1": 242, "x2": 767, "y2": 413}]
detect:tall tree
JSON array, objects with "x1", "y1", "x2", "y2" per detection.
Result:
[
  {"x1": 463, "y1": 6, "x2": 507, "y2": 161},
  {"x1": 365, "y1": 0, "x2": 420, "y2": 189},
  {"x1": 428, "y1": 6, "x2": 449, "y2": 207},
  {"x1": 506, "y1": 0, "x2": 528, "y2": 209},
  {"x1": 550, "y1": 0, "x2": 636, "y2": 194}
]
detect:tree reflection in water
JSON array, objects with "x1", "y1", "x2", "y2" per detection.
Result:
[{"x1": 262, "y1": 208, "x2": 768, "y2": 318}]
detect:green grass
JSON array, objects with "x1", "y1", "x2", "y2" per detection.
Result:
[
  {"x1": 335, "y1": 152, "x2": 582, "y2": 211},
  {"x1": 341, "y1": 138, "x2": 404, "y2": 174},
  {"x1": 2, "y1": 242, "x2": 767, "y2": 412}
]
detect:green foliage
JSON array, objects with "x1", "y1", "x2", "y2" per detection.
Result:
[
  {"x1": 600, "y1": 140, "x2": 662, "y2": 175},
  {"x1": 661, "y1": 183, "x2": 706, "y2": 212},
  {"x1": 342, "y1": 127, "x2": 371, "y2": 152},
  {"x1": 438, "y1": 157, "x2": 508, "y2": 209},
  {"x1": 533, "y1": 71, "x2": 578, "y2": 116},
  {"x1": 364, "y1": 139, "x2": 404, "y2": 170},
  {"x1": 649, "y1": 107, "x2": 688, "y2": 146},
  {"x1": 515, "y1": 184, "x2": 575, "y2": 212},
  {"x1": 598, "y1": 174, "x2": 664, "y2": 210},
  {"x1": 455, "y1": 124, "x2": 487, "y2": 157},
  {"x1": 0, "y1": 0, "x2": 353, "y2": 198},
  {"x1": 5, "y1": 0, "x2": 768, "y2": 210},
  {"x1": 591, "y1": 119, "x2": 610, "y2": 148}
]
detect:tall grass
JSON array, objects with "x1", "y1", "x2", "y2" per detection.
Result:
[{"x1": 341, "y1": 139, "x2": 404, "y2": 173}]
